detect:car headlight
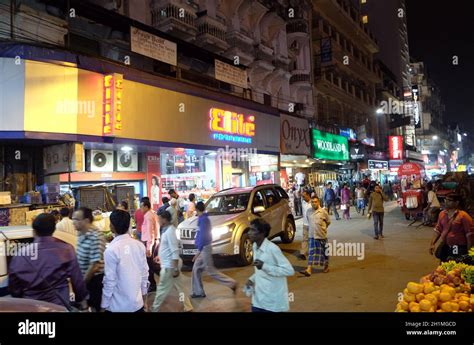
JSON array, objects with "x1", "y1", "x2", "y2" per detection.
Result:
[
  {"x1": 212, "y1": 224, "x2": 235, "y2": 240},
  {"x1": 176, "y1": 228, "x2": 181, "y2": 240}
]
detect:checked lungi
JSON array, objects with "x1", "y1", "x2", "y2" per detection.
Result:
[{"x1": 307, "y1": 238, "x2": 329, "y2": 267}]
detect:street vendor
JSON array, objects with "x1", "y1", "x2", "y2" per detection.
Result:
[{"x1": 429, "y1": 193, "x2": 474, "y2": 262}]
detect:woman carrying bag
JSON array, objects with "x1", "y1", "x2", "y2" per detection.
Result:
[{"x1": 429, "y1": 193, "x2": 474, "y2": 262}]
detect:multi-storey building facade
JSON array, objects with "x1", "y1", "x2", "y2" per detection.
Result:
[
  {"x1": 411, "y1": 61, "x2": 448, "y2": 175},
  {"x1": 312, "y1": 0, "x2": 382, "y2": 146},
  {"x1": 87, "y1": 0, "x2": 315, "y2": 119},
  {"x1": 360, "y1": 0, "x2": 415, "y2": 147}
]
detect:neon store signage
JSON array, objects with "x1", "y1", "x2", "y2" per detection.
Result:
[
  {"x1": 103, "y1": 73, "x2": 123, "y2": 136},
  {"x1": 209, "y1": 108, "x2": 255, "y2": 144}
]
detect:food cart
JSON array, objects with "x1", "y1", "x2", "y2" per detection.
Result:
[{"x1": 397, "y1": 163, "x2": 425, "y2": 224}]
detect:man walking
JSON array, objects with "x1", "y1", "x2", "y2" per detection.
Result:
[
  {"x1": 190, "y1": 202, "x2": 237, "y2": 298},
  {"x1": 355, "y1": 183, "x2": 366, "y2": 215},
  {"x1": 324, "y1": 182, "x2": 340, "y2": 220},
  {"x1": 169, "y1": 189, "x2": 185, "y2": 224},
  {"x1": 300, "y1": 196, "x2": 331, "y2": 276},
  {"x1": 9, "y1": 213, "x2": 88, "y2": 309},
  {"x1": 367, "y1": 185, "x2": 389, "y2": 240},
  {"x1": 298, "y1": 189, "x2": 313, "y2": 261},
  {"x1": 101, "y1": 210, "x2": 149, "y2": 312},
  {"x1": 151, "y1": 211, "x2": 193, "y2": 312},
  {"x1": 73, "y1": 207, "x2": 106, "y2": 311},
  {"x1": 166, "y1": 198, "x2": 179, "y2": 228},
  {"x1": 244, "y1": 218, "x2": 294, "y2": 312},
  {"x1": 140, "y1": 199, "x2": 159, "y2": 292}
]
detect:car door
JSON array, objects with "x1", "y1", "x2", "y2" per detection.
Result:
[
  {"x1": 251, "y1": 190, "x2": 274, "y2": 233},
  {"x1": 261, "y1": 187, "x2": 282, "y2": 236}
]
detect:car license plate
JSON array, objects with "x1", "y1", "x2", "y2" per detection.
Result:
[{"x1": 182, "y1": 249, "x2": 198, "y2": 255}]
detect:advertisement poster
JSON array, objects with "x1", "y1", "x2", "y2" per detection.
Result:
[{"x1": 146, "y1": 153, "x2": 161, "y2": 211}]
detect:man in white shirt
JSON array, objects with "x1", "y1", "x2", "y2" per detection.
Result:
[
  {"x1": 101, "y1": 210, "x2": 149, "y2": 312},
  {"x1": 300, "y1": 196, "x2": 331, "y2": 277},
  {"x1": 423, "y1": 182, "x2": 441, "y2": 226},
  {"x1": 53, "y1": 207, "x2": 78, "y2": 247},
  {"x1": 294, "y1": 171, "x2": 305, "y2": 187},
  {"x1": 244, "y1": 218, "x2": 294, "y2": 312},
  {"x1": 299, "y1": 189, "x2": 313, "y2": 260},
  {"x1": 151, "y1": 211, "x2": 193, "y2": 312}
]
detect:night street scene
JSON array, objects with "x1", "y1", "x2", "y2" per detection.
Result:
[{"x1": 0, "y1": 0, "x2": 474, "y2": 343}]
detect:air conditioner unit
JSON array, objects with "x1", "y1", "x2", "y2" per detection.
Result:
[
  {"x1": 117, "y1": 152, "x2": 138, "y2": 172},
  {"x1": 90, "y1": 150, "x2": 114, "y2": 172}
]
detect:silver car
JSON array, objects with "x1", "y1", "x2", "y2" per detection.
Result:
[{"x1": 177, "y1": 184, "x2": 296, "y2": 266}]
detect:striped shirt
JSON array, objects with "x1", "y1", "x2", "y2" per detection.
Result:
[{"x1": 76, "y1": 227, "x2": 106, "y2": 277}]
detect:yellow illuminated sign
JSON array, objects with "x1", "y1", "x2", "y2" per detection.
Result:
[
  {"x1": 103, "y1": 73, "x2": 123, "y2": 135},
  {"x1": 209, "y1": 108, "x2": 255, "y2": 137}
]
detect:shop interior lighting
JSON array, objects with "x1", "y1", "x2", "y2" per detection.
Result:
[{"x1": 121, "y1": 146, "x2": 133, "y2": 152}]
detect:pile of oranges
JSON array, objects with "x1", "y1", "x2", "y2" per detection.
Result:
[{"x1": 396, "y1": 267, "x2": 474, "y2": 312}]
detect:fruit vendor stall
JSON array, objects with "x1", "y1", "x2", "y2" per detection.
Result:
[{"x1": 396, "y1": 249, "x2": 474, "y2": 312}]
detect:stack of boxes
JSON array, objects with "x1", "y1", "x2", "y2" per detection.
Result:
[{"x1": 37, "y1": 183, "x2": 60, "y2": 204}]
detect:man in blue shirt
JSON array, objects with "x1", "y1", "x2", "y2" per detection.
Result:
[
  {"x1": 190, "y1": 202, "x2": 237, "y2": 298},
  {"x1": 324, "y1": 182, "x2": 340, "y2": 220}
]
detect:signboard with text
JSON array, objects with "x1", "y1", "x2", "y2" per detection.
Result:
[
  {"x1": 215, "y1": 60, "x2": 248, "y2": 89},
  {"x1": 389, "y1": 136, "x2": 403, "y2": 160},
  {"x1": 311, "y1": 129, "x2": 349, "y2": 161},
  {"x1": 368, "y1": 160, "x2": 389, "y2": 170},
  {"x1": 349, "y1": 143, "x2": 366, "y2": 161},
  {"x1": 280, "y1": 114, "x2": 310, "y2": 155},
  {"x1": 339, "y1": 128, "x2": 357, "y2": 142},
  {"x1": 130, "y1": 27, "x2": 177, "y2": 66}
]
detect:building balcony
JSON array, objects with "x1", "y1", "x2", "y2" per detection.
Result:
[
  {"x1": 255, "y1": 43, "x2": 274, "y2": 63},
  {"x1": 224, "y1": 30, "x2": 255, "y2": 66},
  {"x1": 290, "y1": 70, "x2": 311, "y2": 87},
  {"x1": 151, "y1": 1, "x2": 197, "y2": 42},
  {"x1": 196, "y1": 14, "x2": 229, "y2": 53},
  {"x1": 274, "y1": 54, "x2": 291, "y2": 71},
  {"x1": 287, "y1": 19, "x2": 309, "y2": 44}
]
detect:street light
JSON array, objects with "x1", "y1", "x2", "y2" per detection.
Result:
[
  {"x1": 463, "y1": 133, "x2": 468, "y2": 137},
  {"x1": 432, "y1": 135, "x2": 439, "y2": 140}
]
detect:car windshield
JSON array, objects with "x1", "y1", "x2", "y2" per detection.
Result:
[{"x1": 205, "y1": 193, "x2": 250, "y2": 215}]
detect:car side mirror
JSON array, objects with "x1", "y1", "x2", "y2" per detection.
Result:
[{"x1": 253, "y1": 206, "x2": 265, "y2": 215}]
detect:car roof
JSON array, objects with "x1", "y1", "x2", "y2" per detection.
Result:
[{"x1": 214, "y1": 184, "x2": 279, "y2": 196}]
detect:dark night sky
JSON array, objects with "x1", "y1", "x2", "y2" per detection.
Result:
[{"x1": 406, "y1": 0, "x2": 474, "y2": 134}]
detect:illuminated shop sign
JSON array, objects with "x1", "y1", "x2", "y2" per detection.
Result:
[
  {"x1": 389, "y1": 136, "x2": 403, "y2": 160},
  {"x1": 311, "y1": 129, "x2": 349, "y2": 161},
  {"x1": 209, "y1": 108, "x2": 255, "y2": 144},
  {"x1": 103, "y1": 73, "x2": 123, "y2": 136}
]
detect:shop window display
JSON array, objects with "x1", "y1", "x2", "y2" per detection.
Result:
[{"x1": 160, "y1": 148, "x2": 218, "y2": 201}]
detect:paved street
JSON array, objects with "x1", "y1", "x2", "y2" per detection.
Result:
[{"x1": 148, "y1": 201, "x2": 439, "y2": 312}]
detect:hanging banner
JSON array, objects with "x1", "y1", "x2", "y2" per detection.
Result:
[
  {"x1": 215, "y1": 59, "x2": 248, "y2": 89},
  {"x1": 146, "y1": 153, "x2": 161, "y2": 211},
  {"x1": 130, "y1": 26, "x2": 177, "y2": 66}
]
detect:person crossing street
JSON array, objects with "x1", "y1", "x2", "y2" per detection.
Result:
[{"x1": 190, "y1": 202, "x2": 237, "y2": 298}]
